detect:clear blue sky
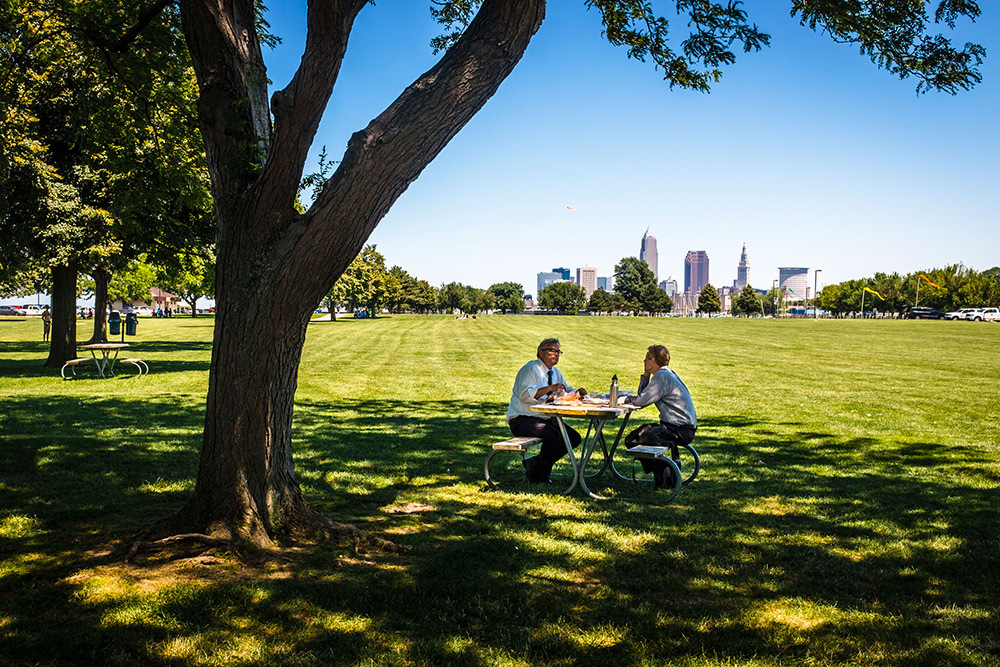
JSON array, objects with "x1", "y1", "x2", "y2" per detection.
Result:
[{"x1": 269, "y1": 2, "x2": 998, "y2": 295}]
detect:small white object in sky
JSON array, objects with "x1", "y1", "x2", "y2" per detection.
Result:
[{"x1": 566, "y1": 205, "x2": 577, "y2": 211}]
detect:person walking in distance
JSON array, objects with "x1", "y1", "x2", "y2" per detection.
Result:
[{"x1": 41, "y1": 305, "x2": 51, "y2": 342}]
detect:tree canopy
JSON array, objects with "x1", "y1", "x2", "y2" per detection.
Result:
[
  {"x1": 538, "y1": 281, "x2": 586, "y2": 314},
  {"x1": 697, "y1": 284, "x2": 721, "y2": 314},
  {"x1": 732, "y1": 285, "x2": 764, "y2": 317},
  {"x1": 488, "y1": 282, "x2": 525, "y2": 314},
  {"x1": 1, "y1": 0, "x2": 213, "y2": 355}
]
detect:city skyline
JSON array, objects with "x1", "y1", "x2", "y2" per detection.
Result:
[{"x1": 262, "y1": 2, "x2": 996, "y2": 297}]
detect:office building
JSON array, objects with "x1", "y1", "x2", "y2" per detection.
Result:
[
  {"x1": 640, "y1": 229, "x2": 658, "y2": 282},
  {"x1": 736, "y1": 243, "x2": 749, "y2": 289},
  {"x1": 552, "y1": 267, "x2": 571, "y2": 281},
  {"x1": 576, "y1": 267, "x2": 597, "y2": 299},
  {"x1": 684, "y1": 250, "x2": 710, "y2": 295},
  {"x1": 659, "y1": 278, "x2": 678, "y2": 299},
  {"x1": 597, "y1": 276, "x2": 608, "y2": 291},
  {"x1": 778, "y1": 267, "x2": 809, "y2": 301}
]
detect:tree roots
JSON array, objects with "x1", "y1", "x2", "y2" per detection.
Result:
[{"x1": 125, "y1": 511, "x2": 408, "y2": 564}]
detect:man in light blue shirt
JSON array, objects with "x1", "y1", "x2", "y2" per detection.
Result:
[
  {"x1": 624, "y1": 344, "x2": 697, "y2": 489},
  {"x1": 507, "y1": 338, "x2": 586, "y2": 483}
]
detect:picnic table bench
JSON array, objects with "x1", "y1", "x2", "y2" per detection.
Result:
[{"x1": 60, "y1": 357, "x2": 94, "y2": 380}]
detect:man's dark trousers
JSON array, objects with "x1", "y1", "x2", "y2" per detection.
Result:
[{"x1": 509, "y1": 415, "x2": 582, "y2": 479}]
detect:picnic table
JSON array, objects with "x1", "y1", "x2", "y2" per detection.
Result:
[
  {"x1": 528, "y1": 400, "x2": 639, "y2": 499},
  {"x1": 79, "y1": 342, "x2": 129, "y2": 379}
]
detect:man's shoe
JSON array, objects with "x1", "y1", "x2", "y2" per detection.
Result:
[
  {"x1": 522, "y1": 456, "x2": 543, "y2": 484},
  {"x1": 653, "y1": 465, "x2": 677, "y2": 490}
]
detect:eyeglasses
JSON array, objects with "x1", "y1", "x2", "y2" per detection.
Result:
[{"x1": 541, "y1": 348, "x2": 563, "y2": 355}]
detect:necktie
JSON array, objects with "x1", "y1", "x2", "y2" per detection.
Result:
[{"x1": 548, "y1": 369, "x2": 554, "y2": 386}]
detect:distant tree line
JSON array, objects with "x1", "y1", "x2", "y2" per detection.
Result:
[
  {"x1": 325, "y1": 245, "x2": 527, "y2": 318},
  {"x1": 817, "y1": 265, "x2": 1000, "y2": 315}
]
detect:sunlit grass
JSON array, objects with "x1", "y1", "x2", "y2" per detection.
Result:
[{"x1": 1, "y1": 315, "x2": 999, "y2": 664}]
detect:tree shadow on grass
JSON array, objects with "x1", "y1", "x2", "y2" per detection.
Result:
[
  {"x1": 0, "y1": 340, "x2": 213, "y2": 379},
  {"x1": 2, "y1": 395, "x2": 998, "y2": 665}
]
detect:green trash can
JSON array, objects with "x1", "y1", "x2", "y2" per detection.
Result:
[
  {"x1": 125, "y1": 312, "x2": 138, "y2": 336},
  {"x1": 108, "y1": 311, "x2": 121, "y2": 336}
]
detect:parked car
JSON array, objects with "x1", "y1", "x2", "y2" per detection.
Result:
[
  {"x1": 20, "y1": 304, "x2": 45, "y2": 315},
  {"x1": 963, "y1": 308, "x2": 994, "y2": 322},
  {"x1": 966, "y1": 307, "x2": 999, "y2": 322},
  {"x1": 0, "y1": 305, "x2": 26, "y2": 316},
  {"x1": 135, "y1": 305, "x2": 154, "y2": 316},
  {"x1": 945, "y1": 308, "x2": 976, "y2": 320},
  {"x1": 903, "y1": 306, "x2": 946, "y2": 320}
]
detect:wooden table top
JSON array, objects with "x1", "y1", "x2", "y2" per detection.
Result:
[{"x1": 530, "y1": 402, "x2": 637, "y2": 418}]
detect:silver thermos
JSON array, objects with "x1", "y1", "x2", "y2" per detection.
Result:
[{"x1": 609, "y1": 374, "x2": 618, "y2": 407}]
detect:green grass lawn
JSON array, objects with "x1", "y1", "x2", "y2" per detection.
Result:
[{"x1": 1, "y1": 314, "x2": 998, "y2": 666}]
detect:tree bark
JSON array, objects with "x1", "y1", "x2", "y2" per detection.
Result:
[
  {"x1": 44, "y1": 262, "x2": 78, "y2": 367},
  {"x1": 86, "y1": 268, "x2": 111, "y2": 344},
  {"x1": 148, "y1": 0, "x2": 546, "y2": 546}
]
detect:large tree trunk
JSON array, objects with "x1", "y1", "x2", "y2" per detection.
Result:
[
  {"x1": 154, "y1": 267, "x2": 313, "y2": 543},
  {"x1": 86, "y1": 268, "x2": 111, "y2": 344},
  {"x1": 44, "y1": 262, "x2": 78, "y2": 367},
  {"x1": 145, "y1": 0, "x2": 545, "y2": 547}
]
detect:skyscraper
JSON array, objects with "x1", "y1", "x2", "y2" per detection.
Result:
[
  {"x1": 736, "y1": 243, "x2": 749, "y2": 289},
  {"x1": 552, "y1": 267, "x2": 571, "y2": 281},
  {"x1": 576, "y1": 267, "x2": 597, "y2": 299},
  {"x1": 659, "y1": 278, "x2": 678, "y2": 299},
  {"x1": 640, "y1": 229, "x2": 658, "y2": 282},
  {"x1": 684, "y1": 251, "x2": 710, "y2": 295}
]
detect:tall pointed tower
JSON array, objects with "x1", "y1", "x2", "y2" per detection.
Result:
[{"x1": 736, "y1": 243, "x2": 749, "y2": 289}]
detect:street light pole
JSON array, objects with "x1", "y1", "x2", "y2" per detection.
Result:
[
  {"x1": 772, "y1": 279, "x2": 778, "y2": 317},
  {"x1": 814, "y1": 269, "x2": 822, "y2": 319}
]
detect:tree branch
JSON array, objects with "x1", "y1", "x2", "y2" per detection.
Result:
[
  {"x1": 179, "y1": 0, "x2": 272, "y2": 209},
  {"x1": 263, "y1": 0, "x2": 369, "y2": 208},
  {"x1": 289, "y1": 0, "x2": 546, "y2": 305},
  {"x1": 77, "y1": 0, "x2": 175, "y2": 54}
]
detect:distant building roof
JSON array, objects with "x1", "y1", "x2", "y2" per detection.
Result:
[{"x1": 151, "y1": 287, "x2": 179, "y2": 299}]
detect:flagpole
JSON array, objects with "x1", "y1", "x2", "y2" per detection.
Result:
[
  {"x1": 915, "y1": 278, "x2": 920, "y2": 307},
  {"x1": 861, "y1": 287, "x2": 865, "y2": 318}
]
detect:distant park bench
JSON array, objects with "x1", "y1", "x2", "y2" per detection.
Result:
[{"x1": 60, "y1": 357, "x2": 94, "y2": 380}]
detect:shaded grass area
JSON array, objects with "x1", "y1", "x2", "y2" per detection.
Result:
[{"x1": 1, "y1": 316, "x2": 999, "y2": 665}]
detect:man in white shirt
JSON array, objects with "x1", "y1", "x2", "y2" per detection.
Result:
[{"x1": 506, "y1": 338, "x2": 587, "y2": 483}]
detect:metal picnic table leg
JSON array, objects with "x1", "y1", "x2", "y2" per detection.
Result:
[
  {"x1": 554, "y1": 416, "x2": 581, "y2": 495},
  {"x1": 554, "y1": 415, "x2": 609, "y2": 499},
  {"x1": 89, "y1": 349, "x2": 107, "y2": 379},
  {"x1": 105, "y1": 348, "x2": 123, "y2": 377},
  {"x1": 604, "y1": 410, "x2": 634, "y2": 482},
  {"x1": 588, "y1": 410, "x2": 633, "y2": 481},
  {"x1": 576, "y1": 419, "x2": 609, "y2": 499}
]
